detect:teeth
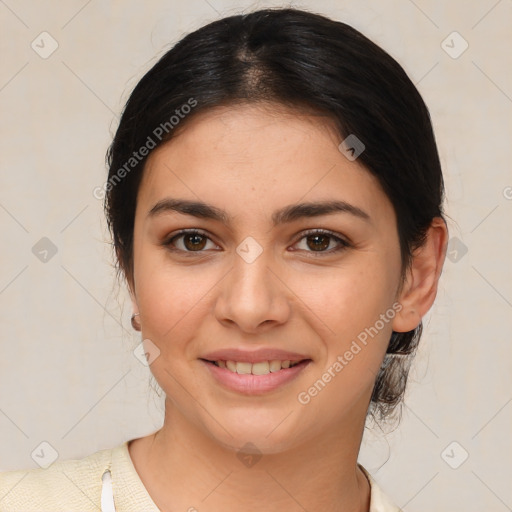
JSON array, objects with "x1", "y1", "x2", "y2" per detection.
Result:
[
  {"x1": 213, "y1": 359, "x2": 302, "y2": 375},
  {"x1": 236, "y1": 362, "x2": 252, "y2": 375},
  {"x1": 269, "y1": 360, "x2": 282, "y2": 372},
  {"x1": 252, "y1": 361, "x2": 269, "y2": 375}
]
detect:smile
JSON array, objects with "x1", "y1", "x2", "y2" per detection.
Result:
[
  {"x1": 200, "y1": 358, "x2": 312, "y2": 394},
  {"x1": 206, "y1": 359, "x2": 304, "y2": 375}
]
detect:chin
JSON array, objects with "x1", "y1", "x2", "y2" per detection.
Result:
[
  {"x1": 198, "y1": 410, "x2": 307, "y2": 456},
  {"x1": 213, "y1": 432, "x2": 297, "y2": 457}
]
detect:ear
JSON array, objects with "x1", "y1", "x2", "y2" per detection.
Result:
[{"x1": 392, "y1": 217, "x2": 448, "y2": 333}]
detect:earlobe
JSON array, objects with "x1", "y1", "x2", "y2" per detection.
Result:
[{"x1": 392, "y1": 217, "x2": 448, "y2": 333}]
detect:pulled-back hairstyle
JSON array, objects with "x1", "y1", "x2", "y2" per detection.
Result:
[{"x1": 104, "y1": 7, "x2": 445, "y2": 426}]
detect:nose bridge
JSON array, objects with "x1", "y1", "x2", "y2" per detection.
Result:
[
  {"x1": 231, "y1": 239, "x2": 275, "y2": 303},
  {"x1": 215, "y1": 237, "x2": 289, "y2": 330}
]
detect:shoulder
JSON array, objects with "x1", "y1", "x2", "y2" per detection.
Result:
[
  {"x1": 358, "y1": 464, "x2": 403, "y2": 512},
  {"x1": 0, "y1": 443, "x2": 116, "y2": 512}
]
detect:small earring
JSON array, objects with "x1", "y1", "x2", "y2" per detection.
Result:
[{"x1": 131, "y1": 313, "x2": 141, "y2": 332}]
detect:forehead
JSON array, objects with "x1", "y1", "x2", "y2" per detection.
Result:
[{"x1": 137, "y1": 103, "x2": 394, "y2": 225}]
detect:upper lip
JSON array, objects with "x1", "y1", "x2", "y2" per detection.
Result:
[{"x1": 200, "y1": 348, "x2": 311, "y2": 363}]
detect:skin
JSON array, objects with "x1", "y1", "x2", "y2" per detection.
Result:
[{"x1": 126, "y1": 102, "x2": 448, "y2": 512}]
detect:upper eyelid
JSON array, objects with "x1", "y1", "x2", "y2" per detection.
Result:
[{"x1": 298, "y1": 228, "x2": 350, "y2": 242}]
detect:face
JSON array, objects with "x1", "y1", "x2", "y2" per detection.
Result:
[{"x1": 130, "y1": 103, "x2": 404, "y2": 454}]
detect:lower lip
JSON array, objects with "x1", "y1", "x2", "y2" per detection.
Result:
[{"x1": 201, "y1": 359, "x2": 311, "y2": 395}]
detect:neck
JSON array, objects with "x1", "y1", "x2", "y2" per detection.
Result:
[{"x1": 129, "y1": 399, "x2": 371, "y2": 512}]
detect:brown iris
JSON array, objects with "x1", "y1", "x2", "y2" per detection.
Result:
[
  {"x1": 183, "y1": 233, "x2": 207, "y2": 251},
  {"x1": 306, "y1": 234, "x2": 330, "y2": 251}
]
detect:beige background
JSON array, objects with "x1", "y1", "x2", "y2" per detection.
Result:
[{"x1": 1, "y1": 0, "x2": 511, "y2": 510}]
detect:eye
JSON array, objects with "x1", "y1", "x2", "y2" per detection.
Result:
[
  {"x1": 163, "y1": 229, "x2": 218, "y2": 253},
  {"x1": 162, "y1": 228, "x2": 351, "y2": 256},
  {"x1": 292, "y1": 229, "x2": 351, "y2": 255}
]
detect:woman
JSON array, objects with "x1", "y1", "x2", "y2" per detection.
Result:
[{"x1": 0, "y1": 7, "x2": 447, "y2": 511}]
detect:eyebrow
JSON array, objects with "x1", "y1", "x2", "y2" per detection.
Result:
[{"x1": 148, "y1": 198, "x2": 371, "y2": 226}]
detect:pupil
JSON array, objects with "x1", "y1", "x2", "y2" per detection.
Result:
[
  {"x1": 185, "y1": 234, "x2": 206, "y2": 251},
  {"x1": 307, "y1": 234, "x2": 329, "y2": 251}
]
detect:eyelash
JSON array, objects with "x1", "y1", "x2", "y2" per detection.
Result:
[{"x1": 162, "y1": 228, "x2": 352, "y2": 257}]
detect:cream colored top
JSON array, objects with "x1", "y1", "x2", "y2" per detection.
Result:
[{"x1": 0, "y1": 441, "x2": 402, "y2": 511}]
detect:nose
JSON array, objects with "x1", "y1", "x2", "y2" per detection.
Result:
[{"x1": 214, "y1": 247, "x2": 291, "y2": 334}]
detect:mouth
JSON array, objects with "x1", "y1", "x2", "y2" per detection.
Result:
[
  {"x1": 200, "y1": 356, "x2": 312, "y2": 394},
  {"x1": 200, "y1": 358, "x2": 311, "y2": 375}
]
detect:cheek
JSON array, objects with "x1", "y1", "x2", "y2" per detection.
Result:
[
  {"x1": 300, "y1": 260, "x2": 397, "y2": 338},
  {"x1": 134, "y1": 260, "x2": 214, "y2": 398},
  {"x1": 134, "y1": 247, "x2": 216, "y2": 346},
  {"x1": 293, "y1": 266, "x2": 399, "y2": 419},
  {"x1": 296, "y1": 255, "x2": 401, "y2": 402}
]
